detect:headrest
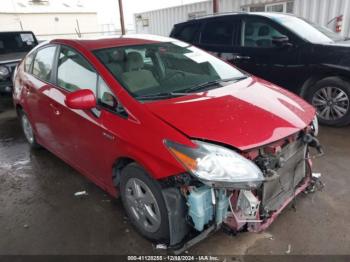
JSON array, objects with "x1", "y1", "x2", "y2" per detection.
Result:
[
  {"x1": 126, "y1": 52, "x2": 143, "y2": 71},
  {"x1": 258, "y1": 25, "x2": 270, "y2": 36},
  {"x1": 110, "y1": 50, "x2": 125, "y2": 62}
]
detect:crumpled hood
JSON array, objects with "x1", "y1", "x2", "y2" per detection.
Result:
[{"x1": 145, "y1": 77, "x2": 315, "y2": 151}]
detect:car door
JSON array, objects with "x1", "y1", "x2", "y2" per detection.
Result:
[
  {"x1": 197, "y1": 16, "x2": 241, "y2": 60},
  {"x1": 231, "y1": 16, "x2": 303, "y2": 92},
  {"x1": 39, "y1": 44, "x2": 116, "y2": 185},
  {"x1": 22, "y1": 45, "x2": 59, "y2": 149}
]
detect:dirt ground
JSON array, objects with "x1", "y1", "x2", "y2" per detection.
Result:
[{"x1": 1, "y1": 95, "x2": 350, "y2": 256}]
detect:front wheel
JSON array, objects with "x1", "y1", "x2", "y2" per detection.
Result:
[
  {"x1": 120, "y1": 163, "x2": 170, "y2": 244},
  {"x1": 306, "y1": 77, "x2": 350, "y2": 126}
]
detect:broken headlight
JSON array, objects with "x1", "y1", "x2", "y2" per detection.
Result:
[{"x1": 165, "y1": 140, "x2": 264, "y2": 189}]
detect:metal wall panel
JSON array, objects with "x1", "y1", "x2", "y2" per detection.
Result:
[{"x1": 135, "y1": 0, "x2": 350, "y2": 38}]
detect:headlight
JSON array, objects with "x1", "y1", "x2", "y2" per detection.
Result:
[
  {"x1": 165, "y1": 140, "x2": 264, "y2": 189},
  {"x1": 0, "y1": 66, "x2": 10, "y2": 79},
  {"x1": 311, "y1": 115, "x2": 319, "y2": 136}
]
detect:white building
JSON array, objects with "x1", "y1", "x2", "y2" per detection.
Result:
[
  {"x1": 0, "y1": 0, "x2": 102, "y2": 40},
  {"x1": 135, "y1": 0, "x2": 350, "y2": 38}
]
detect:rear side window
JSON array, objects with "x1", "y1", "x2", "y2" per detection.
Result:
[
  {"x1": 32, "y1": 46, "x2": 56, "y2": 82},
  {"x1": 173, "y1": 23, "x2": 199, "y2": 43},
  {"x1": 201, "y1": 19, "x2": 234, "y2": 46},
  {"x1": 57, "y1": 46, "x2": 97, "y2": 93}
]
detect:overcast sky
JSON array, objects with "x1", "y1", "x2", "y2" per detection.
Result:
[{"x1": 92, "y1": 0, "x2": 204, "y2": 30}]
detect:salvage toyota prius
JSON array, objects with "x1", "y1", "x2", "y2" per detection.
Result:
[{"x1": 12, "y1": 35, "x2": 323, "y2": 250}]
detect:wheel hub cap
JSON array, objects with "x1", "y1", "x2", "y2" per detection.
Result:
[
  {"x1": 125, "y1": 178, "x2": 161, "y2": 233},
  {"x1": 312, "y1": 86, "x2": 349, "y2": 121}
]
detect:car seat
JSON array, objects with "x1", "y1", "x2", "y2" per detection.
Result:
[{"x1": 122, "y1": 52, "x2": 159, "y2": 92}]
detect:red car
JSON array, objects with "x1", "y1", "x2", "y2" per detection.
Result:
[{"x1": 12, "y1": 35, "x2": 322, "y2": 250}]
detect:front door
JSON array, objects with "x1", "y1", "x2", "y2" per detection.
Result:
[
  {"x1": 45, "y1": 45, "x2": 114, "y2": 184},
  {"x1": 230, "y1": 16, "x2": 302, "y2": 92}
]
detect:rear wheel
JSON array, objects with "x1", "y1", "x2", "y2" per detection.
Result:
[
  {"x1": 120, "y1": 163, "x2": 170, "y2": 243},
  {"x1": 20, "y1": 111, "x2": 41, "y2": 149},
  {"x1": 306, "y1": 77, "x2": 350, "y2": 126}
]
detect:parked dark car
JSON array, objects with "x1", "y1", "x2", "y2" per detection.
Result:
[
  {"x1": 0, "y1": 31, "x2": 38, "y2": 94},
  {"x1": 170, "y1": 12, "x2": 350, "y2": 126}
]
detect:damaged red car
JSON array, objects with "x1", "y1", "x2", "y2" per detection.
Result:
[{"x1": 12, "y1": 35, "x2": 323, "y2": 251}]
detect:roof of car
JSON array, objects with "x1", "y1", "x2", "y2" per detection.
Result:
[
  {"x1": 50, "y1": 34, "x2": 176, "y2": 51},
  {"x1": 176, "y1": 11, "x2": 296, "y2": 25}
]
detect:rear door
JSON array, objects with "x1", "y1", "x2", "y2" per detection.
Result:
[{"x1": 22, "y1": 45, "x2": 58, "y2": 148}]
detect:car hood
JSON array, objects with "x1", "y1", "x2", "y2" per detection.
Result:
[{"x1": 145, "y1": 77, "x2": 315, "y2": 151}]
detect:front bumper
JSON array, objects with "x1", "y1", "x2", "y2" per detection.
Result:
[
  {"x1": 225, "y1": 174, "x2": 312, "y2": 233},
  {"x1": 164, "y1": 133, "x2": 323, "y2": 253}
]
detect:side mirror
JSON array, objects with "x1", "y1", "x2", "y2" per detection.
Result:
[
  {"x1": 65, "y1": 89, "x2": 96, "y2": 110},
  {"x1": 272, "y1": 35, "x2": 292, "y2": 48}
]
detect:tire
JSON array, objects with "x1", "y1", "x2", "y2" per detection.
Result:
[
  {"x1": 120, "y1": 163, "x2": 170, "y2": 244},
  {"x1": 305, "y1": 77, "x2": 350, "y2": 127},
  {"x1": 20, "y1": 110, "x2": 41, "y2": 149}
]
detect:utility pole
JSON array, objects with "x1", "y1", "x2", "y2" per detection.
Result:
[
  {"x1": 118, "y1": 0, "x2": 126, "y2": 35},
  {"x1": 213, "y1": 0, "x2": 219, "y2": 13}
]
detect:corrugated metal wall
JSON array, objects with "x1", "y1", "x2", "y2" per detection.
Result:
[
  {"x1": 135, "y1": 0, "x2": 350, "y2": 38},
  {"x1": 294, "y1": 0, "x2": 350, "y2": 38}
]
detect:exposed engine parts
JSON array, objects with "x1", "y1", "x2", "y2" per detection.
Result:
[{"x1": 160, "y1": 131, "x2": 324, "y2": 253}]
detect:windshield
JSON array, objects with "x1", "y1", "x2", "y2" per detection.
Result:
[
  {"x1": 273, "y1": 16, "x2": 344, "y2": 43},
  {"x1": 0, "y1": 32, "x2": 37, "y2": 54},
  {"x1": 94, "y1": 41, "x2": 245, "y2": 100}
]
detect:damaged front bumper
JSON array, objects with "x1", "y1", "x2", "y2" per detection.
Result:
[{"x1": 161, "y1": 132, "x2": 324, "y2": 253}]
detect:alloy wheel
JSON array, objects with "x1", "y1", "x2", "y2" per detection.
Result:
[
  {"x1": 312, "y1": 86, "x2": 349, "y2": 121},
  {"x1": 125, "y1": 178, "x2": 161, "y2": 233},
  {"x1": 21, "y1": 114, "x2": 35, "y2": 144}
]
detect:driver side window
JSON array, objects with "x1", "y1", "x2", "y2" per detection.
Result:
[
  {"x1": 242, "y1": 19, "x2": 285, "y2": 48},
  {"x1": 57, "y1": 46, "x2": 97, "y2": 93}
]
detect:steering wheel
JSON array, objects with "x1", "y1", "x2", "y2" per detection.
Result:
[{"x1": 163, "y1": 71, "x2": 186, "y2": 82}]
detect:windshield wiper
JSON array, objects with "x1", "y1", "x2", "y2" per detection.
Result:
[
  {"x1": 135, "y1": 92, "x2": 188, "y2": 100},
  {"x1": 183, "y1": 76, "x2": 248, "y2": 93}
]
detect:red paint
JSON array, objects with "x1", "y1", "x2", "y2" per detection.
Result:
[
  {"x1": 65, "y1": 89, "x2": 96, "y2": 110},
  {"x1": 13, "y1": 36, "x2": 316, "y2": 198},
  {"x1": 146, "y1": 77, "x2": 315, "y2": 151}
]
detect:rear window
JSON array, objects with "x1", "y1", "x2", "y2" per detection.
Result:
[{"x1": 0, "y1": 32, "x2": 37, "y2": 54}]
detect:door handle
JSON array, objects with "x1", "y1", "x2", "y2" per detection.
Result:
[
  {"x1": 232, "y1": 55, "x2": 251, "y2": 60},
  {"x1": 102, "y1": 131, "x2": 115, "y2": 141},
  {"x1": 49, "y1": 103, "x2": 61, "y2": 116}
]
